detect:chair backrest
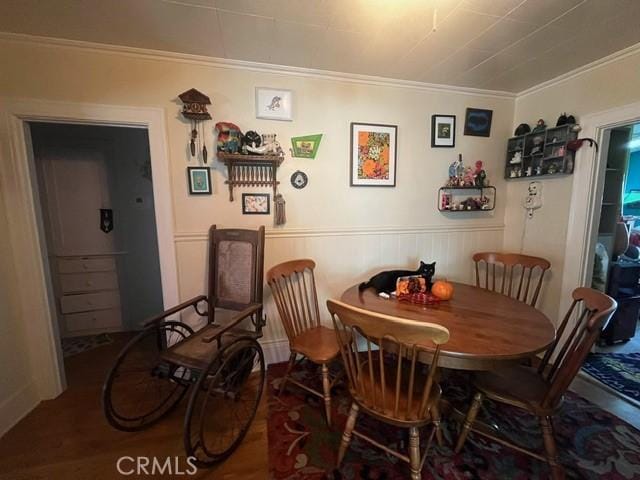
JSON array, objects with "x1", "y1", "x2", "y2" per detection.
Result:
[
  {"x1": 473, "y1": 252, "x2": 551, "y2": 307},
  {"x1": 266, "y1": 259, "x2": 321, "y2": 341},
  {"x1": 327, "y1": 299, "x2": 449, "y2": 423},
  {"x1": 538, "y1": 287, "x2": 616, "y2": 409},
  {"x1": 208, "y1": 225, "x2": 265, "y2": 314}
]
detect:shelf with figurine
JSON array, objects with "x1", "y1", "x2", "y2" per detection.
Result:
[
  {"x1": 505, "y1": 116, "x2": 580, "y2": 180},
  {"x1": 215, "y1": 122, "x2": 285, "y2": 201},
  {"x1": 439, "y1": 155, "x2": 495, "y2": 212}
]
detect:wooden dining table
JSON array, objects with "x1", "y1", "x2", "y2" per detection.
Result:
[{"x1": 340, "y1": 282, "x2": 556, "y2": 371}]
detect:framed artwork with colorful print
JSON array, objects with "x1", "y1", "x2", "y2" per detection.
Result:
[
  {"x1": 187, "y1": 167, "x2": 212, "y2": 195},
  {"x1": 350, "y1": 122, "x2": 397, "y2": 187}
]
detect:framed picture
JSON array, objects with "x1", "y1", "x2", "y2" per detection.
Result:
[
  {"x1": 255, "y1": 87, "x2": 293, "y2": 121},
  {"x1": 464, "y1": 108, "x2": 493, "y2": 137},
  {"x1": 187, "y1": 167, "x2": 211, "y2": 195},
  {"x1": 350, "y1": 122, "x2": 397, "y2": 187},
  {"x1": 242, "y1": 193, "x2": 270, "y2": 214},
  {"x1": 431, "y1": 115, "x2": 456, "y2": 148},
  {"x1": 291, "y1": 134, "x2": 323, "y2": 158}
]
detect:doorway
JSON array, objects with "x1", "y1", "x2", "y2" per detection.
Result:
[{"x1": 29, "y1": 122, "x2": 164, "y2": 374}]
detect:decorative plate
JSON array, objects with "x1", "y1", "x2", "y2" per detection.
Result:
[{"x1": 290, "y1": 170, "x2": 308, "y2": 189}]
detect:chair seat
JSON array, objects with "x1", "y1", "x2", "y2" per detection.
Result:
[
  {"x1": 291, "y1": 326, "x2": 340, "y2": 363},
  {"x1": 354, "y1": 358, "x2": 441, "y2": 426},
  {"x1": 474, "y1": 364, "x2": 553, "y2": 414}
]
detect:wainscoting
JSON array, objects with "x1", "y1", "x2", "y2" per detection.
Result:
[{"x1": 174, "y1": 224, "x2": 505, "y2": 364}]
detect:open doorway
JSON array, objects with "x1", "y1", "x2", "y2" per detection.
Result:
[
  {"x1": 29, "y1": 122, "x2": 164, "y2": 380},
  {"x1": 583, "y1": 121, "x2": 640, "y2": 406}
]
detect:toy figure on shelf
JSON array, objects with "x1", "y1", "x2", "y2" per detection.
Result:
[
  {"x1": 245, "y1": 133, "x2": 284, "y2": 156},
  {"x1": 510, "y1": 151, "x2": 522, "y2": 164},
  {"x1": 532, "y1": 119, "x2": 547, "y2": 134},
  {"x1": 463, "y1": 166, "x2": 475, "y2": 186},
  {"x1": 448, "y1": 155, "x2": 462, "y2": 186},
  {"x1": 474, "y1": 160, "x2": 487, "y2": 187}
]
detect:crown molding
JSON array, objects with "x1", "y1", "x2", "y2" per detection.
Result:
[
  {"x1": 517, "y1": 41, "x2": 640, "y2": 99},
  {"x1": 0, "y1": 32, "x2": 516, "y2": 99}
]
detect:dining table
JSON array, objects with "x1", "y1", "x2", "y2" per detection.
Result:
[{"x1": 340, "y1": 281, "x2": 556, "y2": 371}]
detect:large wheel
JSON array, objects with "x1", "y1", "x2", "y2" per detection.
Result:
[
  {"x1": 184, "y1": 337, "x2": 265, "y2": 467},
  {"x1": 102, "y1": 321, "x2": 194, "y2": 431}
]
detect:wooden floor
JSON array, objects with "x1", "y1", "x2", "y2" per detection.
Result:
[{"x1": 0, "y1": 333, "x2": 269, "y2": 479}]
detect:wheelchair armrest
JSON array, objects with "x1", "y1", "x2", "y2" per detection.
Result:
[
  {"x1": 142, "y1": 295, "x2": 208, "y2": 327},
  {"x1": 201, "y1": 303, "x2": 263, "y2": 343}
]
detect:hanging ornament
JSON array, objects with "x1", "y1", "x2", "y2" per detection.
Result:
[
  {"x1": 290, "y1": 170, "x2": 308, "y2": 189},
  {"x1": 274, "y1": 193, "x2": 286, "y2": 226},
  {"x1": 179, "y1": 88, "x2": 212, "y2": 163}
]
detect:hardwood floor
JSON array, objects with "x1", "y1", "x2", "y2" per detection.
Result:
[{"x1": 0, "y1": 333, "x2": 269, "y2": 479}]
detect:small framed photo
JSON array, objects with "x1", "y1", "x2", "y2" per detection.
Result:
[
  {"x1": 431, "y1": 115, "x2": 456, "y2": 148},
  {"x1": 187, "y1": 167, "x2": 211, "y2": 195},
  {"x1": 464, "y1": 108, "x2": 493, "y2": 137},
  {"x1": 350, "y1": 122, "x2": 397, "y2": 187},
  {"x1": 255, "y1": 87, "x2": 293, "y2": 121},
  {"x1": 242, "y1": 193, "x2": 270, "y2": 214}
]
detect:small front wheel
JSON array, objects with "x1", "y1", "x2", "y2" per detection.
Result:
[{"x1": 184, "y1": 337, "x2": 265, "y2": 467}]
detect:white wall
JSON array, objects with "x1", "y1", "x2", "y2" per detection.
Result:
[{"x1": 504, "y1": 49, "x2": 640, "y2": 321}]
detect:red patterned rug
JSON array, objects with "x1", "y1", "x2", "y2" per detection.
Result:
[{"x1": 267, "y1": 360, "x2": 640, "y2": 479}]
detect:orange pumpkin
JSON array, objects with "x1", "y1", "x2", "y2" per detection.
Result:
[{"x1": 431, "y1": 280, "x2": 454, "y2": 300}]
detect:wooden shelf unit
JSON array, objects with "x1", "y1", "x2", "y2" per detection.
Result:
[
  {"x1": 505, "y1": 124, "x2": 578, "y2": 180},
  {"x1": 217, "y1": 152, "x2": 284, "y2": 201}
]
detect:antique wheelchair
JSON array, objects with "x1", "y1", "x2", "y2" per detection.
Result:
[{"x1": 102, "y1": 226, "x2": 267, "y2": 467}]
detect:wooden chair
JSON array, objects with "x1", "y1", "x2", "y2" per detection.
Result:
[
  {"x1": 454, "y1": 287, "x2": 616, "y2": 480},
  {"x1": 473, "y1": 252, "x2": 551, "y2": 307},
  {"x1": 327, "y1": 299, "x2": 449, "y2": 480},
  {"x1": 266, "y1": 259, "x2": 341, "y2": 426}
]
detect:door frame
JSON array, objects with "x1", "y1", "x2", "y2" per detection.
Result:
[
  {"x1": 0, "y1": 98, "x2": 179, "y2": 399},
  {"x1": 560, "y1": 100, "x2": 640, "y2": 316}
]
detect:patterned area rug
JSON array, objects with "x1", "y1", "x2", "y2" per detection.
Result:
[
  {"x1": 61, "y1": 333, "x2": 113, "y2": 357},
  {"x1": 267, "y1": 360, "x2": 640, "y2": 479},
  {"x1": 583, "y1": 353, "x2": 640, "y2": 403}
]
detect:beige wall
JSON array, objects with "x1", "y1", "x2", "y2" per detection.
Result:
[
  {"x1": 0, "y1": 39, "x2": 510, "y2": 372},
  {"x1": 504, "y1": 50, "x2": 640, "y2": 321}
]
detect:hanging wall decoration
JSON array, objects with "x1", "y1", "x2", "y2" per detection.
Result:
[
  {"x1": 431, "y1": 115, "x2": 455, "y2": 148},
  {"x1": 187, "y1": 167, "x2": 212, "y2": 195},
  {"x1": 463, "y1": 108, "x2": 493, "y2": 137},
  {"x1": 350, "y1": 122, "x2": 397, "y2": 187},
  {"x1": 242, "y1": 193, "x2": 270, "y2": 214},
  {"x1": 179, "y1": 88, "x2": 212, "y2": 163},
  {"x1": 290, "y1": 170, "x2": 308, "y2": 189},
  {"x1": 255, "y1": 87, "x2": 293, "y2": 121},
  {"x1": 290, "y1": 134, "x2": 323, "y2": 158}
]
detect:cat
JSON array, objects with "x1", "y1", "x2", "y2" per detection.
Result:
[{"x1": 358, "y1": 261, "x2": 436, "y2": 294}]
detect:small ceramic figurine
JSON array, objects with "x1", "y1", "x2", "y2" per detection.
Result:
[
  {"x1": 510, "y1": 169, "x2": 517, "y2": 178},
  {"x1": 475, "y1": 170, "x2": 487, "y2": 187},
  {"x1": 215, "y1": 122, "x2": 243, "y2": 153},
  {"x1": 536, "y1": 165, "x2": 543, "y2": 175},
  {"x1": 463, "y1": 166, "x2": 475, "y2": 186},
  {"x1": 532, "y1": 119, "x2": 547, "y2": 134},
  {"x1": 548, "y1": 164, "x2": 557, "y2": 174},
  {"x1": 510, "y1": 151, "x2": 522, "y2": 164},
  {"x1": 526, "y1": 166, "x2": 532, "y2": 176}
]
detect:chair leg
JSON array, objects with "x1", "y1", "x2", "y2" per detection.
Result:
[
  {"x1": 337, "y1": 402, "x2": 359, "y2": 467},
  {"x1": 408, "y1": 426, "x2": 421, "y2": 480},
  {"x1": 431, "y1": 401, "x2": 443, "y2": 447},
  {"x1": 321, "y1": 363, "x2": 332, "y2": 426},
  {"x1": 540, "y1": 415, "x2": 565, "y2": 480},
  {"x1": 278, "y1": 352, "x2": 296, "y2": 396},
  {"x1": 454, "y1": 391, "x2": 483, "y2": 453}
]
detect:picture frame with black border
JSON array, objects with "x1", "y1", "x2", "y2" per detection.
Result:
[
  {"x1": 464, "y1": 108, "x2": 493, "y2": 137},
  {"x1": 431, "y1": 114, "x2": 456, "y2": 148},
  {"x1": 242, "y1": 193, "x2": 270, "y2": 214},
  {"x1": 187, "y1": 167, "x2": 212, "y2": 195}
]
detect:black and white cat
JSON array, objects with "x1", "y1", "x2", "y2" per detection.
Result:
[{"x1": 358, "y1": 261, "x2": 436, "y2": 294}]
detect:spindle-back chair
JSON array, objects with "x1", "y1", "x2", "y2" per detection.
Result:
[
  {"x1": 454, "y1": 287, "x2": 616, "y2": 480},
  {"x1": 267, "y1": 259, "x2": 341, "y2": 425},
  {"x1": 327, "y1": 299, "x2": 450, "y2": 480},
  {"x1": 473, "y1": 252, "x2": 551, "y2": 307}
]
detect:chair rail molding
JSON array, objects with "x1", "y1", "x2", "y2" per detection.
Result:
[{"x1": 0, "y1": 97, "x2": 179, "y2": 402}]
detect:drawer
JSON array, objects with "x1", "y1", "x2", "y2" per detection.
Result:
[
  {"x1": 57, "y1": 257, "x2": 116, "y2": 274},
  {"x1": 60, "y1": 291, "x2": 120, "y2": 314},
  {"x1": 60, "y1": 271, "x2": 118, "y2": 294},
  {"x1": 64, "y1": 308, "x2": 122, "y2": 333}
]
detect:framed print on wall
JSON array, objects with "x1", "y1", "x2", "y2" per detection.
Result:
[
  {"x1": 350, "y1": 122, "x2": 397, "y2": 187},
  {"x1": 464, "y1": 108, "x2": 493, "y2": 137},
  {"x1": 187, "y1": 167, "x2": 212, "y2": 195},
  {"x1": 255, "y1": 87, "x2": 293, "y2": 121},
  {"x1": 431, "y1": 114, "x2": 456, "y2": 148},
  {"x1": 242, "y1": 193, "x2": 270, "y2": 214}
]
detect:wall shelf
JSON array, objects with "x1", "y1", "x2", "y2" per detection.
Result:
[
  {"x1": 217, "y1": 152, "x2": 284, "y2": 201},
  {"x1": 438, "y1": 186, "x2": 496, "y2": 212}
]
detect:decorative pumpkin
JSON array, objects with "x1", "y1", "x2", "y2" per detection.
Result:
[{"x1": 431, "y1": 280, "x2": 454, "y2": 300}]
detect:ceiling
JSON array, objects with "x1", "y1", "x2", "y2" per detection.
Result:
[{"x1": 2, "y1": 0, "x2": 639, "y2": 93}]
